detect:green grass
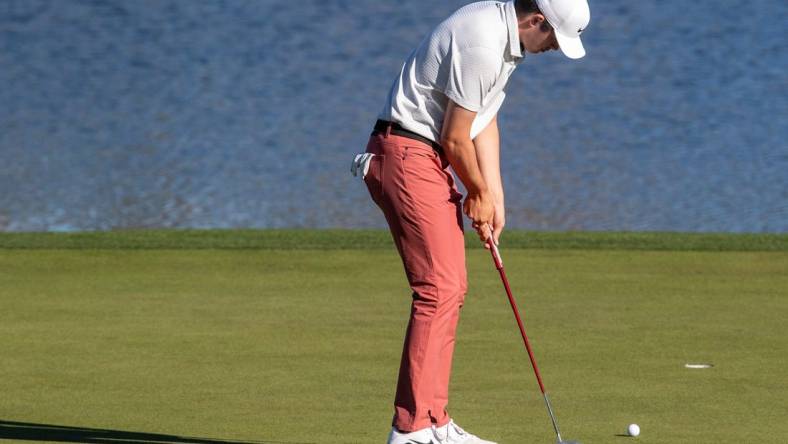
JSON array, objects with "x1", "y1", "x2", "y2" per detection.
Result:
[
  {"x1": 0, "y1": 229, "x2": 786, "y2": 251},
  {"x1": 1, "y1": 230, "x2": 787, "y2": 444}
]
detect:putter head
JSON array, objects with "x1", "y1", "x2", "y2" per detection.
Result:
[{"x1": 559, "y1": 441, "x2": 581, "y2": 444}]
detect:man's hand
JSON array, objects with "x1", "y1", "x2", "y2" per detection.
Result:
[
  {"x1": 475, "y1": 201, "x2": 505, "y2": 248},
  {"x1": 464, "y1": 190, "x2": 495, "y2": 241},
  {"x1": 490, "y1": 201, "x2": 505, "y2": 246}
]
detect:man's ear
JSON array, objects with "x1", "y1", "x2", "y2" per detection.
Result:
[
  {"x1": 530, "y1": 13, "x2": 546, "y2": 27},
  {"x1": 521, "y1": 12, "x2": 544, "y2": 29}
]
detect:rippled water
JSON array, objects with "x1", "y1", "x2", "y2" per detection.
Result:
[{"x1": 1, "y1": 0, "x2": 786, "y2": 232}]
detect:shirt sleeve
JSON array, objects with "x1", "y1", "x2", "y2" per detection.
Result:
[{"x1": 442, "y1": 46, "x2": 500, "y2": 113}]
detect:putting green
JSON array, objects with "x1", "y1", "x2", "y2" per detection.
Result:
[{"x1": 0, "y1": 231, "x2": 786, "y2": 443}]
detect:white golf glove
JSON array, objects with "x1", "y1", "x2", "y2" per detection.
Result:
[{"x1": 351, "y1": 153, "x2": 375, "y2": 179}]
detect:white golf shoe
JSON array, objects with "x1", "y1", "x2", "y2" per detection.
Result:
[
  {"x1": 387, "y1": 421, "x2": 496, "y2": 444},
  {"x1": 434, "y1": 420, "x2": 497, "y2": 444},
  {"x1": 386, "y1": 425, "x2": 441, "y2": 444}
]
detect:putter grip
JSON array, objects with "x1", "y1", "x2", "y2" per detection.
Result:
[{"x1": 489, "y1": 240, "x2": 503, "y2": 270}]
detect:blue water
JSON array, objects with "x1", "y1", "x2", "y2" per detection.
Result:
[{"x1": 1, "y1": 0, "x2": 786, "y2": 232}]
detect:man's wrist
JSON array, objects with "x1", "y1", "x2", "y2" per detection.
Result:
[{"x1": 468, "y1": 187, "x2": 490, "y2": 198}]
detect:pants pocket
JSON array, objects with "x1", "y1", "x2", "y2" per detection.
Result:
[
  {"x1": 363, "y1": 154, "x2": 385, "y2": 207},
  {"x1": 402, "y1": 149, "x2": 457, "y2": 206}
]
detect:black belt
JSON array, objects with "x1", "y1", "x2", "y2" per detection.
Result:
[{"x1": 373, "y1": 120, "x2": 443, "y2": 153}]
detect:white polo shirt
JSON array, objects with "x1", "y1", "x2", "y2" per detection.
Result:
[{"x1": 379, "y1": 0, "x2": 525, "y2": 142}]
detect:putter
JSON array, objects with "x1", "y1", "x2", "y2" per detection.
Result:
[{"x1": 487, "y1": 237, "x2": 581, "y2": 444}]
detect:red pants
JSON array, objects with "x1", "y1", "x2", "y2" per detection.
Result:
[{"x1": 364, "y1": 130, "x2": 467, "y2": 432}]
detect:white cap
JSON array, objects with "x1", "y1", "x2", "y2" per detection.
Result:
[{"x1": 535, "y1": 0, "x2": 590, "y2": 59}]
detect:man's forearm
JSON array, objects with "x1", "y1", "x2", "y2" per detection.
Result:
[
  {"x1": 440, "y1": 100, "x2": 490, "y2": 196},
  {"x1": 473, "y1": 116, "x2": 504, "y2": 205},
  {"x1": 442, "y1": 135, "x2": 489, "y2": 195},
  {"x1": 440, "y1": 100, "x2": 495, "y2": 236}
]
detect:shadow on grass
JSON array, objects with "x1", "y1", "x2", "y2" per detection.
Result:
[{"x1": 0, "y1": 420, "x2": 315, "y2": 444}]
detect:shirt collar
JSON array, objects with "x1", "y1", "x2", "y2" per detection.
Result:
[{"x1": 505, "y1": 0, "x2": 523, "y2": 60}]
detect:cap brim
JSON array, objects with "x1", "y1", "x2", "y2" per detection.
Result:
[{"x1": 555, "y1": 31, "x2": 585, "y2": 59}]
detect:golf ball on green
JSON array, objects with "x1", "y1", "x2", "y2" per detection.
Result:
[{"x1": 627, "y1": 424, "x2": 640, "y2": 437}]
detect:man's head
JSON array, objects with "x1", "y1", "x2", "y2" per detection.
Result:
[{"x1": 515, "y1": 0, "x2": 590, "y2": 59}]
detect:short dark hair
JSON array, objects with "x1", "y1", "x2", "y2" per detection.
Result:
[{"x1": 515, "y1": 0, "x2": 540, "y2": 15}]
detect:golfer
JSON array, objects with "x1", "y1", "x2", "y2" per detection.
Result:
[{"x1": 360, "y1": 1, "x2": 590, "y2": 442}]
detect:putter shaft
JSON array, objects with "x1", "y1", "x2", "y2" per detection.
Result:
[{"x1": 488, "y1": 241, "x2": 568, "y2": 443}]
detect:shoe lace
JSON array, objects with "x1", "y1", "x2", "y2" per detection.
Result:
[
  {"x1": 432, "y1": 421, "x2": 468, "y2": 443},
  {"x1": 431, "y1": 424, "x2": 447, "y2": 443},
  {"x1": 449, "y1": 421, "x2": 468, "y2": 437}
]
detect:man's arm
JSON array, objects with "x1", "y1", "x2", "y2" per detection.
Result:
[
  {"x1": 473, "y1": 114, "x2": 505, "y2": 245},
  {"x1": 440, "y1": 100, "x2": 494, "y2": 241}
]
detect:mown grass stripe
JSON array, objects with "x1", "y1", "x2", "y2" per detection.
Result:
[{"x1": 0, "y1": 229, "x2": 786, "y2": 251}]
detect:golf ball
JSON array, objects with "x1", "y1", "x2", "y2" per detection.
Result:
[{"x1": 627, "y1": 423, "x2": 640, "y2": 437}]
